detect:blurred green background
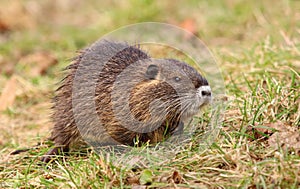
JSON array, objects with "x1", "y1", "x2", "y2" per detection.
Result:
[{"x1": 0, "y1": 1, "x2": 299, "y2": 188}]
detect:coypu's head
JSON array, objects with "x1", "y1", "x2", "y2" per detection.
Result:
[{"x1": 141, "y1": 58, "x2": 211, "y2": 120}]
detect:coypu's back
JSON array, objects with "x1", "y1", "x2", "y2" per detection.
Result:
[{"x1": 50, "y1": 41, "x2": 150, "y2": 146}]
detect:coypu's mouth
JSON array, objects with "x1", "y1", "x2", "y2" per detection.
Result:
[{"x1": 179, "y1": 90, "x2": 212, "y2": 121}]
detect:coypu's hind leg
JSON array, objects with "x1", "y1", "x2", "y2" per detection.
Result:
[
  {"x1": 41, "y1": 145, "x2": 69, "y2": 163},
  {"x1": 41, "y1": 130, "x2": 73, "y2": 163}
]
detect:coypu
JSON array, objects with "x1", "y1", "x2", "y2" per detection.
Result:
[{"x1": 41, "y1": 40, "x2": 212, "y2": 162}]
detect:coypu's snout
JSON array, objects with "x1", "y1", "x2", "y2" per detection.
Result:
[
  {"x1": 197, "y1": 85, "x2": 212, "y2": 99},
  {"x1": 196, "y1": 85, "x2": 212, "y2": 107}
]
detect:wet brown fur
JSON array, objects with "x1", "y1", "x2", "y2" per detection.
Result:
[{"x1": 42, "y1": 41, "x2": 208, "y2": 162}]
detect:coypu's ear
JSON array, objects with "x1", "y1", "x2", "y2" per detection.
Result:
[{"x1": 145, "y1": 64, "x2": 159, "y2": 79}]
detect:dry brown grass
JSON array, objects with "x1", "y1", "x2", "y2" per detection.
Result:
[{"x1": 0, "y1": 0, "x2": 299, "y2": 188}]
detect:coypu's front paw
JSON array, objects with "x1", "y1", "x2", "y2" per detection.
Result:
[{"x1": 171, "y1": 121, "x2": 184, "y2": 136}]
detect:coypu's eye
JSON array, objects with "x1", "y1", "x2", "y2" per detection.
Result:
[{"x1": 174, "y1": 77, "x2": 181, "y2": 82}]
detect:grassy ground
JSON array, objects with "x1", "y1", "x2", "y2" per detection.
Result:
[{"x1": 0, "y1": 0, "x2": 299, "y2": 188}]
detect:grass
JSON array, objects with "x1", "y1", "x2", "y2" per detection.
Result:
[{"x1": 0, "y1": 0, "x2": 299, "y2": 188}]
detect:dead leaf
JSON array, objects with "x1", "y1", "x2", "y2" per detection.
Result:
[
  {"x1": 159, "y1": 170, "x2": 185, "y2": 185},
  {"x1": 43, "y1": 173, "x2": 54, "y2": 180},
  {"x1": 126, "y1": 176, "x2": 140, "y2": 185},
  {"x1": 18, "y1": 51, "x2": 58, "y2": 76},
  {"x1": 247, "y1": 121, "x2": 290, "y2": 140},
  {"x1": 0, "y1": 76, "x2": 18, "y2": 111},
  {"x1": 0, "y1": 18, "x2": 10, "y2": 32},
  {"x1": 0, "y1": 0, "x2": 36, "y2": 31},
  {"x1": 132, "y1": 186, "x2": 146, "y2": 189},
  {"x1": 0, "y1": 58, "x2": 15, "y2": 76},
  {"x1": 251, "y1": 121, "x2": 300, "y2": 152},
  {"x1": 180, "y1": 18, "x2": 197, "y2": 35},
  {"x1": 168, "y1": 171, "x2": 183, "y2": 184},
  {"x1": 267, "y1": 122, "x2": 300, "y2": 152}
]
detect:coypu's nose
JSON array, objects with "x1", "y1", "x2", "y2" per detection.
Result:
[
  {"x1": 198, "y1": 85, "x2": 212, "y2": 98},
  {"x1": 201, "y1": 90, "x2": 211, "y2": 96}
]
